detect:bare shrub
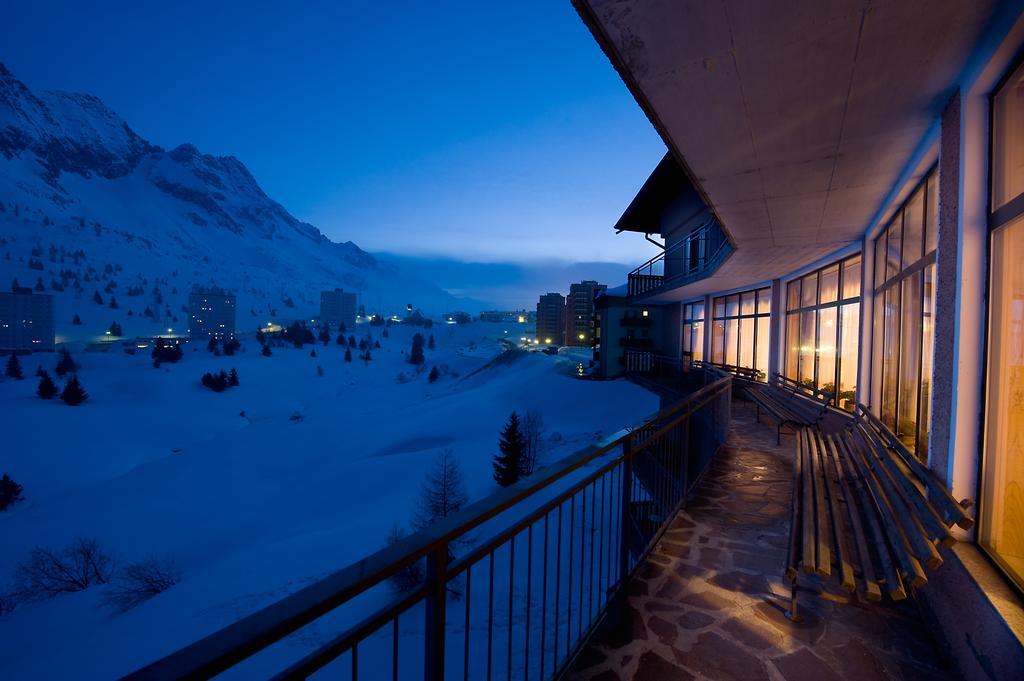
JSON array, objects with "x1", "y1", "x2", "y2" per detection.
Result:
[
  {"x1": 385, "y1": 524, "x2": 423, "y2": 594},
  {"x1": 522, "y1": 409, "x2": 546, "y2": 476},
  {"x1": 102, "y1": 558, "x2": 181, "y2": 612},
  {"x1": 14, "y1": 538, "x2": 114, "y2": 599}
]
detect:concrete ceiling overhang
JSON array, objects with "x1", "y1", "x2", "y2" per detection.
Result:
[{"x1": 575, "y1": 0, "x2": 1002, "y2": 300}]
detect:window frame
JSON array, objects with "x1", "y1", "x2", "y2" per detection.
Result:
[
  {"x1": 784, "y1": 254, "x2": 862, "y2": 409},
  {"x1": 980, "y1": 52, "x2": 1024, "y2": 593},
  {"x1": 710, "y1": 286, "x2": 770, "y2": 380},
  {"x1": 869, "y1": 166, "x2": 937, "y2": 457}
]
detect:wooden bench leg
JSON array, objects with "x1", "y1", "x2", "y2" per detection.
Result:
[{"x1": 785, "y1": 582, "x2": 803, "y2": 623}]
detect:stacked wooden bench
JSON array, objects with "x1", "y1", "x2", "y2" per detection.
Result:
[
  {"x1": 745, "y1": 374, "x2": 833, "y2": 444},
  {"x1": 785, "y1": 405, "x2": 974, "y2": 619}
]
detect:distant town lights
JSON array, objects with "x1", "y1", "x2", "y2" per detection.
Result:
[{"x1": 642, "y1": 309, "x2": 649, "y2": 317}]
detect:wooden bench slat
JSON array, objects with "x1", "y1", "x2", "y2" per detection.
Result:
[
  {"x1": 786, "y1": 426, "x2": 804, "y2": 583},
  {"x1": 824, "y1": 433, "x2": 877, "y2": 598},
  {"x1": 831, "y1": 433, "x2": 908, "y2": 600},
  {"x1": 852, "y1": 421, "x2": 956, "y2": 551},
  {"x1": 849, "y1": 425, "x2": 943, "y2": 571},
  {"x1": 807, "y1": 431, "x2": 833, "y2": 578},
  {"x1": 858, "y1": 406, "x2": 974, "y2": 530},
  {"x1": 816, "y1": 432, "x2": 856, "y2": 592},
  {"x1": 799, "y1": 429, "x2": 818, "y2": 575},
  {"x1": 843, "y1": 430, "x2": 928, "y2": 589}
]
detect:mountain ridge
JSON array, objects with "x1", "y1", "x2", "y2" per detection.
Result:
[{"x1": 0, "y1": 63, "x2": 471, "y2": 339}]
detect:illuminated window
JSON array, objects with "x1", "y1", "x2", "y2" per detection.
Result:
[
  {"x1": 981, "y1": 59, "x2": 1024, "y2": 591},
  {"x1": 681, "y1": 301, "x2": 704, "y2": 363},
  {"x1": 869, "y1": 168, "x2": 937, "y2": 457},
  {"x1": 709, "y1": 287, "x2": 769, "y2": 380},
  {"x1": 785, "y1": 255, "x2": 861, "y2": 410}
]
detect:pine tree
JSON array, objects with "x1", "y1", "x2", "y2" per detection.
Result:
[
  {"x1": 361, "y1": 349, "x2": 372, "y2": 365},
  {"x1": 92, "y1": 290, "x2": 103, "y2": 305},
  {"x1": 348, "y1": 335, "x2": 357, "y2": 348},
  {"x1": 336, "y1": 332, "x2": 346, "y2": 345},
  {"x1": 309, "y1": 348, "x2": 317, "y2": 358},
  {"x1": 318, "y1": 326, "x2": 330, "y2": 346},
  {"x1": 10, "y1": 277, "x2": 19, "y2": 291},
  {"x1": 55, "y1": 349, "x2": 75, "y2": 377},
  {"x1": 344, "y1": 347, "x2": 352, "y2": 362},
  {"x1": 72, "y1": 313, "x2": 82, "y2": 325},
  {"x1": 374, "y1": 340, "x2": 381, "y2": 349},
  {"x1": 228, "y1": 368, "x2": 239, "y2": 386},
  {"x1": 61, "y1": 375, "x2": 88, "y2": 406},
  {"x1": 206, "y1": 337, "x2": 219, "y2": 353},
  {"x1": 108, "y1": 296, "x2": 119, "y2": 309},
  {"x1": 5, "y1": 353, "x2": 23, "y2": 380},
  {"x1": 493, "y1": 411, "x2": 527, "y2": 487},
  {"x1": 37, "y1": 371, "x2": 58, "y2": 399},
  {"x1": 409, "y1": 333, "x2": 425, "y2": 365},
  {"x1": 428, "y1": 334, "x2": 435, "y2": 350},
  {"x1": 0, "y1": 473, "x2": 24, "y2": 511},
  {"x1": 261, "y1": 344, "x2": 272, "y2": 357},
  {"x1": 413, "y1": 449, "x2": 469, "y2": 532},
  {"x1": 108, "y1": 321, "x2": 123, "y2": 336},
  {"x1": 385, "y1": 523, "x2": 424, "y2": 593},
  {"x1": 429, "y1": 366, "x2": 440, "y2": 383}
]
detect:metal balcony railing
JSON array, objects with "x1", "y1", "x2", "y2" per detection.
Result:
[
  {"x1": 626, "y1": 220, "x2": 732, "y2": 298},
  {"x1": 123, "y1": 376, "x2": 732, "y2": 681}
]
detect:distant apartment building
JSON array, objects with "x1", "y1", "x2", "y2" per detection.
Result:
[
  {"x1": 188, "y1": 290, "x2": 236, "y2": 340},
  {"x1": 564, "y1": 280, "x2": 606, "y2": 347},
  {"x1": 319, "y1": 288, "x2": 357, "y2": 329},
  {"x1": 535, "y1": 293, "x2": 565, "y2": 346},
  {"x1": 0, "y1": 288, "x2": 55, "y2": 352},
  {"x1": 479, "y1": 310, "x2": 531, "y2": 323}
]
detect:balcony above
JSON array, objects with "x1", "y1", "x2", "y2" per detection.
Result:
[
  {"x1": 619, "y1": 315, "x2": 654, "y2": 327},
  {"x1": 627, "y1": 219, "x2": 732, "y2": 300}
]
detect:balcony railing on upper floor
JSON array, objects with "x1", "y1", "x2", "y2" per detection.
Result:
[
  {"x1": 626, "y1": 219, "x2": 732, "y2": 299},
  {"x1": 123, "y1": 372, "x2": 733, "y2": 681}
]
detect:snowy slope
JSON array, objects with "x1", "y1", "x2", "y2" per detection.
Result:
[
  {"x1": 0, "y1": 62, "x2": 472, "y2": 342},
  {"x1": 0, "y1": 322, "x2": 657, "y2": 678}
]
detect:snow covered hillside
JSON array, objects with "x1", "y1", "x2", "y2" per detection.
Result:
[
  {"x1": 0, "y1": 322, "x2": 658, "y2": 678},
  {"x1": 0, "y1": 62, "x2": 472, "y2": 342}
]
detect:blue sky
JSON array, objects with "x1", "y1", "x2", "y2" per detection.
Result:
[{"x1": 1, "y1": 1, "x2": 665, "y2": 271}]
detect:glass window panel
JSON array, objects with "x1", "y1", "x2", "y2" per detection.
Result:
[
  {"x1": 756, "y1": 316, "x2": 770, "y2": 380},
  {"x1": 786, "y1": 313, "x2": 800, "y2": 379},
  {"x1": 872, "y1": 294, "x2": 884, "y2": 411},
  {"x1": 757, "y1": 288, "x2": 771, "y2": 314},
  {"x1": 818, "y1": 307, "x2": 838, "y2": 395},
  {"x1": 682, "y1": 323, "x2": 692, "y2": 353},
  {"x1": 801, "y1": 273, "x2": 817, "y2": 308},
  {"x1": 739, "y1": 317, "x2": 755, "y2": 369},
  {"x1": 683, "y1": 304, "x2": 692, "y2": 321},
  {"x1": 799, "y1": 311, "x2": 816, "y2": 387},
  {"x1": 842, "y1": 255, "x2": 861, "y2": 300},
  {"x1": 991, "y1": 60, "x2": 1024, "y2": 212},
  {"x1": 711, "y1": 319, "x2": 725, "y2": 364},
  {"x1": 725, "y1": 294, "x2": 740, "y2": 318},
  {"x1": 981, "y1": 214, "x2": 1024, "y2": 588},
  {"x1": 788, "y1": 281, "x2": 801, "y2": 311},
  {"x1": 725, "y1": 318, "x2": 739, "y2": 366},
  {"x1": 926, "y1": 173, "x2": 938, "y2": 255},
  {"x1": 694, "y1": 301, "x2": 704, "y2": 321},
  {"x1": 713, "y1": 297, "x2": 725, "y2": 318},
  {"x1": 819, "y1": 264, "x2": 840, "y2": 304},
  {"x1": 919, "y1": 264, "x2": 936, "y2": 461},
  {"x1": 740, "y1": 291, "x2": 755, "y2": 316},
  {"x1": 693, "y1": 320, "x2": 704, "y2": 362},
  {"x1": 881, "y1": 286, "x2": 899, "y2": 430},
  {"x1": 902, "y1": 188, "x2": 924, "y2": 269},
  {"x1": 897, "y1": 273, "x2": 923, "y2": 454},
  {"x1": 886, "y1": 218, "x2": 902, "y2": 282},
  {"x1": 874, "y1": 232, "x2": 887, "y2": 289},
  {"x1": 838, "y1": 303, "x2": 860, "y2": 411}
]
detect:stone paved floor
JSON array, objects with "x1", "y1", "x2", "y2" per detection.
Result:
[{"x1": 568, "y1": 402, "x2": 958, "y2": 681}]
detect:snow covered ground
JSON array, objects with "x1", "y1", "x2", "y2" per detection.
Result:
[{"x1": 0, "y1": 321, "x2": 657, "y2": 679}]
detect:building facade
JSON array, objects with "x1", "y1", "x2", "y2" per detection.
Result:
[
  {"x1": 535, "y1": 292, "x2": 565, "y2": 346},
  {"x1": 0, "y1": 288, "x2": 55, "y2": 352},
  {"x1": 564, "y1": 280, "x2": 606, "y2": 346},
  {"x1": 319, "y1": 288, "x2": 357, "y2": 329},
  {"x1": 578, "y1": 0, "x2": 1024, "y2": 675},
  {"x1": 187, "y1": 291, "x2": 236, "y2": 340}
]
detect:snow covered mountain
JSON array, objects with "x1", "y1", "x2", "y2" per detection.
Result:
[{"x1": 0, "y1": 62, "x2": 470, "y2": 340}]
